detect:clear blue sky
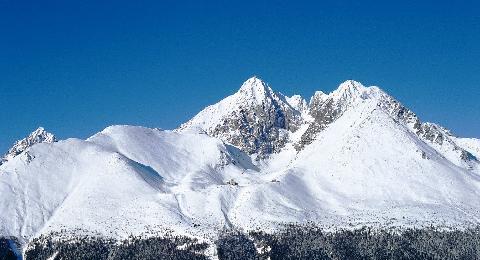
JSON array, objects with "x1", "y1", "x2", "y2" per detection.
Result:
[{"x1": 1, "y1": 0, "x2": 479, "y2": 152}]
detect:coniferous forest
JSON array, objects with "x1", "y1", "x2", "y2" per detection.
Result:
[{"x1": 2, "y1": 225, "x2": 480, "y2": 260}]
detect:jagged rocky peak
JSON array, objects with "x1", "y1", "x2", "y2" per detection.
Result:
[
  {"x1": 328, "y1": 80, "x2": 376, "y2": 110},
  {"x1": 179, "y1": 76, "x2": 302, "y2": 157},
  {"x1": 1, "y1": 127, "x2": 56, "y2": 165},
  {"x1": 27, "y1": 127, "x2": 56, "y2": 144},
  {"x1": 296, "y1": 81, "x2": 371, "y2": 150},
  {"x1": 286, "y1": 94, "x2": 308, "y2": 113},
  {"x1": 236, "y1": 76, "x2": 275, "y2": 104},
  {"x1": 332, "y1": 80, "x2": 367, "y2": 98},
  {"x1": 414, "y1": 122, "x2": 478, "y2": 166},
  {"x1": 309, "y1": 91, "x2": 327, "y2": 103},
  {"x1": 309, "y1": 80, "x2": 369, "y2": 114},
  {"x1": 234, "y1": 76, "x2": 297, "y2": 112}
]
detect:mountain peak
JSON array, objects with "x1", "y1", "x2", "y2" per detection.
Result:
[
  {"x1": 31, "y1": 126, "x2": 48, "y2": 136},
  {"x1": 180, "y1": 77, "x2": 303, "y2": 156},
  {"x1": 309, "y1": 91, "x2": 327, "y2": 105},
  {"x1": 239, "y1": 76, "x2": 268, "y2": 90},
  {"x1": 236, "y1": 76, "x2": 274, "y2": 104},
  {"x1": 27, "y1": 127, "x2": 56, "y2": 143},
  {"x1": 334, "y1": 80, "x2": 366, "y2": 96},
  {"x1": 286, "y1": 94, "x2": 308, "y2": 113},
  {"x1": 1, "y1": 127, "x2": 56, "y2": 165}
]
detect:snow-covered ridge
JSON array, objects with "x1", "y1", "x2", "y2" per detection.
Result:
[
  {"x1": 0, "y1": 127, "x2": 56, "y2": 165},
  {"x1": 180, "y1": 77, "x2": 478, "y2": 168},
  {"x1": 180, "y1": 78, "x2": 387, "y2": 153}
]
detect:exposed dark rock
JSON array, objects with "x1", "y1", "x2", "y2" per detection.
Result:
[{"x1": 203, "y1": 77, "x2": 303, "y2": 158}]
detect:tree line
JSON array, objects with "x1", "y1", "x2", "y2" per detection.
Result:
[{"x1": 2, "y1": 225, "x2": 480, "y2": 259}]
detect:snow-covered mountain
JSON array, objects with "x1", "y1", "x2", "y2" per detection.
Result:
[{"x1": 1, "y1": 77, "x2": 480, "y2": 251}]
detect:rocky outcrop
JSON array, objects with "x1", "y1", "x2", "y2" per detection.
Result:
[
  {"x1": 180, "y1": 77, "x2": 302, "y2": 157},
  {"x1": 1, "y1": 127, "x2": 56, "y2": 165},
  {"x1": 296, "y1": 81, "x2": 368, "y2": 150}
]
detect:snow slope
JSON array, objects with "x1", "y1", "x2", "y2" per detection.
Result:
[
  {"x1": 230, "y1": 95, "x2": 480, "y2": 230},
  {"x1": 0, "y1": 126, "x2": 261, "y2": 244},
  {"x1": 0, "y1": 77, "x2": 479, "y2": 250},
  {"x1": 456, "y1": 137, "x2": 480, "y2": 159}
]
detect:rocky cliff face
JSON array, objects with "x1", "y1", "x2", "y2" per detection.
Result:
[
  {"x1": 296, "y1": 81, "x2": 368, "y2": 150},
  {"x1": 371, "y1": 87, "x2": 477, "y2": 167},
  {"x1": 179, "y1": 77, "x2": 303, "y2": 157},
  {"x1": 0, "y1": 127, "x2": 56, "y2": 165}
]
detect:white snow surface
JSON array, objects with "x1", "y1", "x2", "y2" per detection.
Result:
[
  {"x1": 456, "y1": 137, "x2": 480, "y2": 159},
  {"x1": 1, "y1": 78, "x2": 480, "y2": 248}
]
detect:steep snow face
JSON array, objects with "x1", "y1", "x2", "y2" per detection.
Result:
[
  {"x1": 369, "y1": 88, "x2": 478, "y2": 170},
  {"x1": 297, "y1": 80, "x2": 372, "y2": 149},
  {"x1": 0, "y1": 127, "x2": 56, "y2": 165},
  {"x1": 179, "y1": 76, "x2": 303, "y2": 156}
]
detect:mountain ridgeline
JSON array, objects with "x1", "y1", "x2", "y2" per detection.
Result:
[
  {"x1": 180, "y1": 77, "x2": 477, "y2": 166},
  {"x1": 1, "y1": 77, "x2": 480, "y2": 259}
]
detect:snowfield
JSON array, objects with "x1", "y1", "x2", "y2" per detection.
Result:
[{"x1": 1, "y1": 77, "x2": 479, "y2": 250}]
